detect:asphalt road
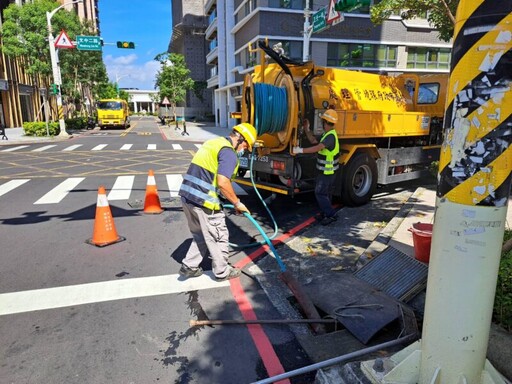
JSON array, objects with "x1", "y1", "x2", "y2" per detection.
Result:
[
  {"x1": 0, "y1": 117, "x2": 317, "y2": 384},
  {"x1": 0, "y1": 116, "x2": 432, "y2": 383}
]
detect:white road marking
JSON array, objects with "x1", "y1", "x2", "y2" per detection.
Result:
[
  {"x1": 32, "y1": 145, "x2": 57, "y2": 152},
  {"x1": 120, "y1": 144, "x2": 133, "y2": 150},
  {"x1": 0, "y1": 273, "x2": 229, "y2": 316},
  {"x1": 108, "y1": 175, "x2": 135, "y2": 200},
  {"x1": 172, "y1": 144, "x2": 183, "y2": 150},
  {"x1": 166, "y1": 174, "x2": 183, "y2": 197},
  {"x1": 34, "y1": 177, "x2": 85, "y2": 204},
  {"x1": 194, "y1": 144, "x2": 201, "y2": 149},
  {"x1": 92, "y1": 144, "x2": 108, "y2": 151},
  {"x1": 63, "y1": 144, "x2": 83, "y2": 151},
  {"x1": 147, "y1": 144, "x2": 157, "y2": 150},
  {"x1": 1, "y1": 145, "x2": 29, "y2": 152},
  {"x1": 0, "y1": 179, "x2": 30, "y2": 197}
]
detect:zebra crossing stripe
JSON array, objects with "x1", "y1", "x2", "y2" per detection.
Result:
[
  {"x1": 34, "y1": 178, "x2": 85, "y2": 204},
  {"x1": 438, "y1": 0, "x2": 512, "y2": 206},
  {"x1": 172, "y1": 144, "x2": 183, "y2": 150},
  {"x1": 194, "y1": 144, "x2": 202, "y2": 149},
  {"x1": 147, "y1": 144, "x2": 157, "y2": 150},
  {"x1": 120, "y1": 144, "x2": 133, "y2": 150},
  {"x1": 92, "y1": 144, "x2": 108, "y2": 151},
  {"x1": 0, "y1": 179, "x2": 30, "y2": 197},
  {"x1": 166, "y1": 174, "x2": 183, "y2": 197},
  {"x1": 32, "y1": 145, "x2": 57, "y2": 152},
  {"x1": 63, "y1": 144, "x2": 83, "y2": 151},
  {"x1": 0, "y1": 273, "x2": 229, "y2": 316},
  {"x1": 108, "y1": 176, "x2": 135, "y2": 200},
  {"x1": 1, "y1": 145, "x2": 29, "y2": 152}
]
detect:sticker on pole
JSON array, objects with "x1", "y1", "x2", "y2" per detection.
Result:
[
  {"x1": 326, "y1": 0, "x2": 342, "y2": 24},
  {"x1": 54, "y1": 30, "x2": 74, "y2": 49}
]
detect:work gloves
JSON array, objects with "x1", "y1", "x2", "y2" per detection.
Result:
[
  {"x1": 235, "y1": 200, "x2": 250, "y2": 215},
  {"x1": 292, "y1": 146, "x2": 304, "y2": 154}
]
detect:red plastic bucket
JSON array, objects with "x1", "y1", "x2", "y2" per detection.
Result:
[{"x1": 408, "y1": 223, "x2": 433, "y2": 263}]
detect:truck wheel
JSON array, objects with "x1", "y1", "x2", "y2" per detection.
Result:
[{"x1": 341, "y1": 152, "x2": 377, "y2": 206}]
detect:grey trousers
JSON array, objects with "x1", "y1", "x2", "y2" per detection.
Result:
[{"x1": 181, "y1": 197, "x2": 230, "y2": 278}]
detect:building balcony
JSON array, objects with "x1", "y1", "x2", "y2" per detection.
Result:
[
  {"x1": 206, "y1": 46, "x2": 218, "y2": 64},
  {"x1": 204, "y1": 0, "x2": 216, "y2": 15},
  {"x1": 205, "y1": 17, "x2": 217, "y2": 40},
  {"x1": 207, "y1": 74, "x2": 219, "y2": 89}
]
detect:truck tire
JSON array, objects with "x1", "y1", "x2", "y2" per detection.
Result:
[{"x1": 341, "y1": 152, "x2": 377, "y2": 206}]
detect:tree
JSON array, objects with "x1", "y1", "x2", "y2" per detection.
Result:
[
  {"x1": 154, "y1": 52, "x2": 194, "y2": 120},
  {"x1": 370, "y1": 0, "x2": 458, "y2": 42},
  {"x1": 1, "y1": 0, "x2": 109, "y2": 112}
]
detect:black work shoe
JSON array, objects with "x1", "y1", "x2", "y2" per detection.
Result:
[
  {"x1": 179, "y1": 264, "x2": 203, "y2": 278},
  {"x1": 216, "y1": 267, "x2": 241, "y2": 281},
  {"x1": 320, "y1": 216, "x2": 337, "y2": 226}
]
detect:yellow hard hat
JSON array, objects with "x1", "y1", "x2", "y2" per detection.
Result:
[
  {"x1": 319, "y1": 109, "x2": 338, "y2": 124},
  {"x1": 233, "y1": 123, "x2": 257, "y2": 150}
]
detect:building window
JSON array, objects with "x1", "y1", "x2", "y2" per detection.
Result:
[
  {"x1": 268, "y1": 0, "x2": 305, "y2": 9},
  {"x1": 327, "y1": 43, "x2": 397, "y2": 68},
  {"x1": 268, "y1": 40, "x2": 302, "y2": 61},
  {"x1": 235, "y1": 0, "x2": 258, "y2": 23},
  {"x1": 407, "y1": 47, "x2": 451, "y2": 69}
]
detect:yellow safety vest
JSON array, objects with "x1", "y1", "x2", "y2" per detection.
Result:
[
  {"x1": 179, "y1": 137, "x2": 239, "y2": 210},
  {"x1": 317, "y1": 129, "x2": 340, "y2": 175}
]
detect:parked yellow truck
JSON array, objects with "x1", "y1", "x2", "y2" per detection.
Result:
[
  {"x1": 235, "y1": 41, "x2": 448, "y2": 206},
  {"x1": 96, "y1": 99, "x2": 130, "y2": 129}
]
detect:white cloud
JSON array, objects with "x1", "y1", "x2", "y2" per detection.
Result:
[{"x1": 104, "y1": 54, "x2": 161, "y2": 90}]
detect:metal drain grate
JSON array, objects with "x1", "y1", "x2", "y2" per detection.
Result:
[{"x1": 354, "y1": 246, "x2": 428, "y2": 302}]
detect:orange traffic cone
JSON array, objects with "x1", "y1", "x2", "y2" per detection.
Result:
[
  {"x1": 86, "y1": 186, "x2": 125, "y2": 247},
  {"x1": 143, "y1": 169, "x2": 163, "y2": 214}
]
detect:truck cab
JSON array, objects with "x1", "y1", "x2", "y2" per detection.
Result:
[{"x1": 96, "y1": 99, "x2": 130, "y2": 129}]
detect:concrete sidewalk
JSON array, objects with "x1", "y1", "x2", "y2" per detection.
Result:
[{"x1": 0, "y1": 127, "x2": 76, "y2": 145}]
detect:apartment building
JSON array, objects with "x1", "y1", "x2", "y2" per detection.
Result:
[
  {"x1": 201, "y1": 0, "x2": 452, "y2": 128},
  {"x1": 0, "y1": 0, "x2": 98, "y2": 128},
  {"x1": 169, "y1": 0, "x2": 212, "y2": 119}
]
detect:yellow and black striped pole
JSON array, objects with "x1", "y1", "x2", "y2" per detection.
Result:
[
  {"x1": 358, "y1": 1, "x2": 511, "y2": 383},
  {"x1": 419, "y1": 0, "x2": 511, "y2": 382}
]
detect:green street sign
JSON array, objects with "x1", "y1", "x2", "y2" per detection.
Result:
[
  {"x1": 76, "y1": 35, "x2": 102, "y2": 51},
  {"x1": 312, "y1": 7, "x2": 327, "y2": 33}
]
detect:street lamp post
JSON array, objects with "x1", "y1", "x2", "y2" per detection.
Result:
[
  {"x1": 46, "y1": 0, "x2": 83, "y2": 137},
  {"x1": 113, "y1": 73, "x2": 129, "y2": 98}
]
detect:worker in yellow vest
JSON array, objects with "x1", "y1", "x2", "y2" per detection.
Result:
[
  {"x1": 293, "y1": 109, "x2": 340, "y2": 225},
  {"x1": 178, "y1": 123, "x2": 257, "y2": 280}
]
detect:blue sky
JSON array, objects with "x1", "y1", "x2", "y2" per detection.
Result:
[{"x1": 98, "y1": 0, "x2": 173, "y2": 90}]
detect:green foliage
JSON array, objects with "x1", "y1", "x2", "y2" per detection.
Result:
[
  {"x1": 64, "y1": 117, "x2": 88, "y2": 130},
  {"x1": 494, "y1": 230, "x2": 512, "y2": 331},
  {"x1": 370, "y1": 0, "x2": 458, "y2": 42},
  {"x1": 154, "y1": 52, "x2": 194, "y2": 114},
  {"x1": 1, "y1": 0, "x2": 109, "y2": 99},
  {"x1": 23, "y1": 121, "x2": 59, "y2": 136},
  {"x1": 193, "y1": 81, "x2": 208, "y2": 103}
]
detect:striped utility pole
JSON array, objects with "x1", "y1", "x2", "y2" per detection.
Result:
[
  {"x1": 419, "y1": 0, "x2": 511, "y2": 382},
  {"x1": 359, "y1": 1, "x2": 511, "y2": 383}
]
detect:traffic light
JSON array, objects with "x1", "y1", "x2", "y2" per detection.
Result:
[
  {"x1": 334, "y1": 0, "x2": 371, "y2": 12},
  {"x1": 49, "y1": 83, "x2": 60, "y2": 95},
  {"x1": 116, "y1": 41, "x2": 135, "y2": 49}
]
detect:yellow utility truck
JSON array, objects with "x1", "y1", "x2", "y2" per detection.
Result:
[
  {"x1": 96, "y1": 99, "x2": 130, "y2": 129},
  {"x1": 235, "y1": 41, "x2": 448, "y2": 206}
]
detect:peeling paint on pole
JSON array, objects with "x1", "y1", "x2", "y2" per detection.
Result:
[{"x1": 437, "y1": 1, "x2": 512, "y2": 207}]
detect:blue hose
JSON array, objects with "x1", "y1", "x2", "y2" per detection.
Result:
[{"x1": 254, "y1": 83, "x2": 288, "y2": 135}]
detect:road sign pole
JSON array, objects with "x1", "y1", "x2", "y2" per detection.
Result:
[
  {"x1": 46, "y1": 11, "x2": 68, "y2": 137},
  {"x1": 303, "y1": 0, "x2": 312, "y2": 61}
]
